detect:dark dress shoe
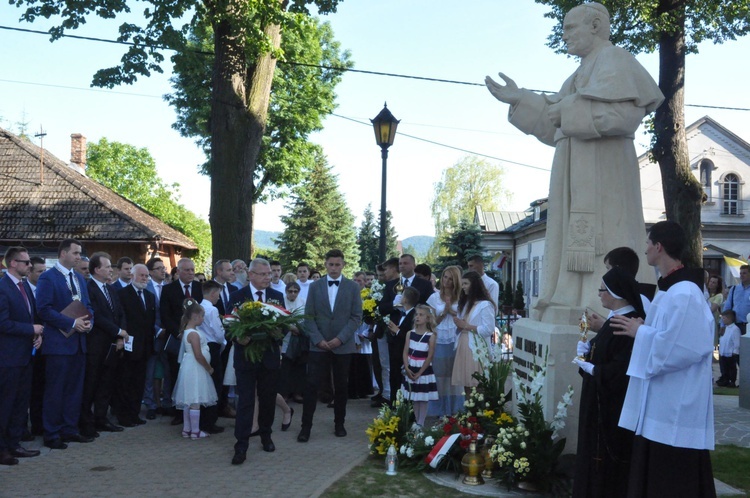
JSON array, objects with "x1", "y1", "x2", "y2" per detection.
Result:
[
  {"x1": 281, "y1": 408, "x2": 294, "y2": 432},
  {"x1": 0, "y1": 450, "x2": 19, "y2": 466},
  {"x1": 118, "y1": 419, "x2": 137, "y2": 428},
  {"x1": 231, "y1": 451, "x2": 246, "y2": 465},
  {"x1": 335, "y1": 425, "x2": 347, "y2": 437},
  {"x1": 249, "y1": 429, "x2": 260, "y2": 438},
  {"x1": 80, "y1": 428, "x2": 100, "y2": 438},
  {"x1": 44, "y1": 439, "x2": 68, "y2": 450},
  {"x1": 12, "y1": 447, "x2": 41, "y2": 458},
  {"x1": 21, "y1": 431, "x2": 35, "y2": 442},
  {"x1": 203, "y1": 425, "x2": 224, "y2": 434},
  {"x1": 297, "y1": 428, "x2": 310, "y2": 443},
  {"x1": 133, "y1": 418, "x2": 147, "y2": 425},
  {"x1": 146, "y1": 409, "x2": 157, "y2": 420},
  {"x1": 261, "y1": 437, "x2": 275, "y2": 452},
  {"x1": 96, "y1": 422, "x2": 124, "y2": 432},
  {"x1": 61, "y1": 433, "x2": 94, "y2": 443},
  {"x1": 170, "y1": 415, "x2": 182, "y2": 426}
]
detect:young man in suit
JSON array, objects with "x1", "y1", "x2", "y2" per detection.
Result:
[
  {"x1": 143, "y1": 257, "x2": 168, "y2": 420},
  {"x1": 230, "y1": 258, "x2": 285, "y2": 465},
  {"x1": 297, "y1": 249, "x2": 363, "y2": 443},
  {"x1": 117, "y1": 264, "x2": 157, "y2": 427},
  {"x1": 0, "y1": 247, "x2": 43, "y2": 465},
  {"x1": 36, "y1": 239, "x2": 94, "y2": 449},
  {"x1": 81, "y1": 252, "x2": 128, "y2": 437},
  {"x1": 386, "y1": 287, "x2": 419, "y2": 404},
  {"x1": 160, "y1": 258, "x2": 203, "y2": 425}
]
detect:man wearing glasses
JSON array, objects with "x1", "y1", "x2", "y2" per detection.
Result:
[{"x1": 0, "y1": 247, "x2": 43, "y2": 465}]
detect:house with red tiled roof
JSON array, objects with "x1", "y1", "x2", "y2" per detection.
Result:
[{"x1": 0, "y1": 128, "x2": 197, "y2": 268}]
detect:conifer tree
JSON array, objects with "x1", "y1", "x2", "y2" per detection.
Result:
[
  {"x1": 357, "y1": 204, "x2": 379, "y2": 271},
  {"x1": 436, "y1": 220, "x2": 485, "y2": 271},
  {"x1": 275, "y1": 148, "x2": 358, "y2": 276}
]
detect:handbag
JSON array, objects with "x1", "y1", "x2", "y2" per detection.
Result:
[
  {"x1": 164, "y1": 334, "x2": 181, "y2": 356},
  {"x1": 284, "y1": 331, "x2": 309, "y2": 362}
]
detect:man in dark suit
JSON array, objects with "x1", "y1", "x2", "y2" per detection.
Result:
[
  {"x1": 36, "y1": 239, "x2": 94, "y2": 449},
  {"x1": 212, "y1": 259, "x2": 236, "y2": 418},
  {"x1": 230, "y1": 258, "x2": 284, "y2": 465},
  {"x1": 117, "y1": 264, "x2": 157, "y2": 427},
  {"x1": 385, "y1": 287, "x2": 419, "y2": 403},
  {"x1": 297, "y1": 249, "x2": 362, "y2": 443},
  {"x1": 378, "y1": 255, "x2": 433, "y2": 404},
  {"x1": 0, "y1": 247, "x2": 43, "y2": 465},
  {"x1": 111, "y1": 257, "x2": 133, "y2": 290},
  {"x1": 81, "y1": 252, "x2": 128, "y2": 437},
  {"x1": 143, "y1": 257, "x2": 168, "y2": 419},
  {"x1": 160, "y1": 258, "x2": 203, "y2": 425}
]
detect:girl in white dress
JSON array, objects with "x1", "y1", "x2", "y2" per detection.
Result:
[
  {"x1": 172, "y1": 300, "x2": 218, "y2": 439},
  {"x1": 402, "y1": 305, "x2": 439, "y2": 427}
]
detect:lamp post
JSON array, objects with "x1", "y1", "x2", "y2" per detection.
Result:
[{"x1": 371, "y1": 103, "x2": 400, "y2": 263}]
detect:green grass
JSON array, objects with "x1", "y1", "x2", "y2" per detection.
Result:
[
  {"x1": 321, "y1": 456, "x2": 468, "y2": 498},
  {"x1": 714, "y1": 386, "x2": 740, "y2": 396},
  {"x1": 712, "y1": 444, "x2": 750, "y2": 495}
]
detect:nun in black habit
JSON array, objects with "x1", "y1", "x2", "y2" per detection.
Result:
[{"x1": 572, "y1": 266, "x2": 645, "y2": 498}]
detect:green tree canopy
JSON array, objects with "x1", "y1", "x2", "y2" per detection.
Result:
[
  {"x1": 9, "y1": 0, "x2": 346, "y2": 263},
  {"x1": 275, "y1": 147, "x2": 358, "y2": 276},
  {"x1": 167, "y1": 14, "x2": 352, "y2": 204},
  {"x1": 535, "y1": 0, "x2": 750, "y2": 266},
  {"x1": 86, "y1": 138, "x2": 211, "y2": 267},
  {"x1": 357, "y1": 204, "x2": 378, "y2": 271},
  {"x1": 431, "y1": 156, "x2": 509, "y2": 237}
]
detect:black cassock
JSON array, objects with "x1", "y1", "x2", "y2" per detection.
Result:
[{"x1": 573, "y1": 312, "x2": 636, "y2": 498}]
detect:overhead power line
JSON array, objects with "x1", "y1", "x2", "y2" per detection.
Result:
[{"x1": 1, "y1": 24, "x2": 749, "y2": 112}]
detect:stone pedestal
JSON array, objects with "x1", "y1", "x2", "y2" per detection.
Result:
[
  {"x1": 740, "y1": 335, "x2": 750, "y2": 409},
  {"x1": 511, "y1": 316, "x2": 590, "y2": 454}
]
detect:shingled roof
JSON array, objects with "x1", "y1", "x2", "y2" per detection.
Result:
[{"x1": 0, "y1": 128, "x2": 198, "y2": 250}]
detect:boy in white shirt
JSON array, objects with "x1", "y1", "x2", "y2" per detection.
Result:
[{"x1": 718, "y1": 309, "x2": 741, "y2": 388}]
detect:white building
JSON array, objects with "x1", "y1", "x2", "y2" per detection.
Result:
[{"x1": 478, "y1": 116, "x2": 750, "y2": 310}]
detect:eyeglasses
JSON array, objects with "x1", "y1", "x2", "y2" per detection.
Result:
[
  {"x1": 14, "y1": 260, "x2": 32, "y2": 265},
  {"x1": 598, "y1": 288, "x2": 607, "y2": 293}
]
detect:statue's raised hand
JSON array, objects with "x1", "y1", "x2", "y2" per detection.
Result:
[{"x1": 485, "y1": 72, "x2": 521, "y2": 106}]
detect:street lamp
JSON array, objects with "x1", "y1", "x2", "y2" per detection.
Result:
[{"x1": 371, "y1": 103, "x2": 400, "y2": 263}]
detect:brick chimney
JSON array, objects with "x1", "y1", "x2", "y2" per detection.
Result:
[{"x1": 70, "y1": 133, "x2": 87, "y2": 173}]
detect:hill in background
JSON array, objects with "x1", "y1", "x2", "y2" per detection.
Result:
[{"x1": 254, "y1": 230, "x2": 434, "y2": 260}]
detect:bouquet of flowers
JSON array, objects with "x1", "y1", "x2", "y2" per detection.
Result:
[
  {"x1": 224, "y1": 300, "x2": 306, "y2": 363},
  {"x1": 489, "y1": 350, "x2": 574, "y2": 491},
  {"x1": 398, "y1": 425, "x2": 445, "y2": 470},
  {"x1": 361, "y1": 280, "x2": 390, "y2": 326},
  {"x1": 365, "y1": 390, "x2": 413, "y2": 455}
]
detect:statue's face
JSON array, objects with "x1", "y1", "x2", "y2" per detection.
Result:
[{"x1": 562, "y1": 9, "x2": 596, "y2": 57}]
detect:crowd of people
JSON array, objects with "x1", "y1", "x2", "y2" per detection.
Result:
[{"x1": 0, "y1": 241, "x2": 507, "y2": 468}]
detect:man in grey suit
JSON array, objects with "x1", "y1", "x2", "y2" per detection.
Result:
[{"x1": 297, "y1": 249, "x2": 362, "y2": 442}]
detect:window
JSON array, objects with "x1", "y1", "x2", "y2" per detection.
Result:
[
  {"x1": 518, "y1": 260, "x2": 528, "y2": 297},
  {"x1": 721, "y1": 173, "x2": 741, "y2": 215},
  {"x1": 699, "y1": 160, "x2": 713, "y2": 202},
  {"x1": 532, "y1": 257, "x2": 540, "y2": 296}
]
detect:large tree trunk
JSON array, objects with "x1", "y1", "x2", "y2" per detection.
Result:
[
  {"x1": 652, "y1": 0, "x2": 703, "y2": 268},
  {"x1": 208, "y1": 9, "x2": 281, "y2": 262}
]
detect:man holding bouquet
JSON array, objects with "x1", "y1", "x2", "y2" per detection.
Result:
[{"x1": 229, "y1": 258, "x2": 285, "y2": 465}]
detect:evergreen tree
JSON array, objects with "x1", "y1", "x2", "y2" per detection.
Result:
[
  {"x1": 513, "y1": 280, "x2": 526, "y2": 313},
  {"x1": 503, "y1": 276, "x2": 514, "y2": 309},
  {"x1": 436, "y1": 220, "x2": 485, "y2": 271},
  {"x1": 275, "y1": 148, "x2": 358, "y2": 276},
  {"x1": 377, "y1": 209, "x2": 400, "y2": 261},
  {"x1": 357, "y1": 204, "x2": 379, "y2": 271}
]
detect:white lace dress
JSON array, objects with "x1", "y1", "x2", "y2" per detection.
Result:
[{"x1": 172, "y1": 328, "x2": 218, "y2": 408}]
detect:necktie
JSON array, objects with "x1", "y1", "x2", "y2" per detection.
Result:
[
  {"x1": 102, "y1": 284, "x2": 114, "y2": 311},
  {"x1": 403, "y1": 278, "x2": 409, "y2": 288},
  {"x1": 137, "y1": 290, "x2": 146, "y2": 310},
  {"x1": 223, "y1": 285, "x2": 229, "y2": 308},
  {"x1": 17, "y1": 281, "x2": 31, "y2": 314},
  {"x1": 184, "y1": 284, "x2": 191, "y2": 298},
  {"x1": 256, "y1": 291, "x2": 263, "y2": 303},
  {"x1": 328, "y1": 280, "x2": 339, "y2": 287},
  {"x1": 69, "y1": 272, "x2": 78, "y2": 297}
]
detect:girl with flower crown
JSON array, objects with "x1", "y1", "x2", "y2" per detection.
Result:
[{"x1": 172, "y1": 299, "x2": 218, "y2": 439}]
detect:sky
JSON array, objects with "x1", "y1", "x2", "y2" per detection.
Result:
[{"x1": 2, "y1": 1, "x2": 750, "y2": 241}]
